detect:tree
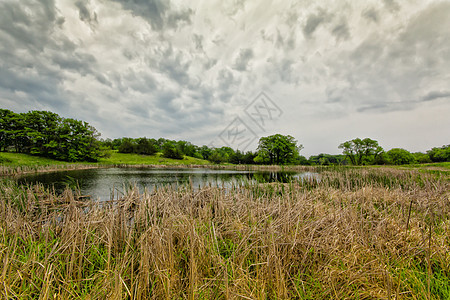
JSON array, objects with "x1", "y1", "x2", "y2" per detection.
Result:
[
  {"x1": 176, "y1": 141, "x2": 197, "y2": 157},
  {"x1": 427, "y1": 145, "x2": 450, "y2": 162},
  {"x1": 0, "y1": 109, "x2": 16, "y2": 152},
  {"x1": 338, "y1": 138, "x2": 383, "y2": 165},
  {"x1": 386, "y1": 148, "x2": 416, "y2": 165},
  {"x1": 24, "y1": 110, "x2": 60, "y2": 156},
  {"x1": 308, "y1": 154, "x2": 348, "y2": 165},
  {"x1": 208, "y1": 149, "x2": 225, "y2": 163},
  {"x1": 55, "y1": 118, "x2": 101, "y2": 161},
  {"x1": 118, "y1": 138, "x2": 136, "y2": 153},
  {"x1": 162, "y1": 141, "x2": 184, "y2": 159},
  {"x1": 199, "y1": 145, "x2": 212, "y2": 161},
  {"x1": 413, "y1": 152, "x2": 431, "y2": 164},
  {"x1": 136, "y1": 138, "x2": 157, "y2": 155},
  {"x1": 255, "y1": 134, "x2": 303, "y2": 165}
]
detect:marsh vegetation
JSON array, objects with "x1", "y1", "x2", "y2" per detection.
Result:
[{"x1": 1, "y1": 167, "x2": 449, "y2": 299}]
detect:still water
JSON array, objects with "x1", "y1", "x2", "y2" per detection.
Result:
[{"x1": 18, "y1": 167, "x2": 318, "y2": 201}]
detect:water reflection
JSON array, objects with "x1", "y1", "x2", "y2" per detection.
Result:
[{"x1": 17, "y1": 167, "x2": 318, "y2": 201}]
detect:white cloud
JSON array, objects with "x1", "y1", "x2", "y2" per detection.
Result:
[{"x1": 0, "y1": 0, "x2": 448, "y2": 155}]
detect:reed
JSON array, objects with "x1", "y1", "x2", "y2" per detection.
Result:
[{"x1": 0, "y1": 168, "x2": 449, "y2": 299}]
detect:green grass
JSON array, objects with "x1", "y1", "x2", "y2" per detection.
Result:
[
  {"x1": 0, "y1": 151, "x2": 210, "y2": 167},
  {"x1": 98, "y1": 151, "x2": 211, "y2": 165},
  {"x1": 0, "y1": 152, "x2": 77, "y2": 167},
  {"x1": 405, "y1": 161, "x2": 450, "y2": 169},
  {"x1": 0, "y1": 151, "x2": 211, "y2": 176},
  {"x1": 1, "y1": 167, "x2": 449, "y2": 298}
]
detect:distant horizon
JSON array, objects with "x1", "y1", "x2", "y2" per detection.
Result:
[
  {"x1": 1, "y1": 0, "x2": 449, "y2": 157},
  {"x1": 3, "y1": 106, "x2": 448, "y2": 158}
]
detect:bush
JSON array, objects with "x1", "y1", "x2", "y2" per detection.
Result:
[
  {"x1": 413, "y1": 152, "x2": 431, "y2": 164},
  {"x1": 386, "y1": 148, "x2": 416, "y2": 165},
  {"x1": 428, "y1": 145, "x2": 450, "y2": 162},
  {"x1": 136, "y1": 138, "x2": 157, "y2": 155},
  {"x1": 118, "y1": 139, "x2": 135, "y2": 153},
  {"x1": 162, "y1": 142, "x2": 184, "y2": 159}
]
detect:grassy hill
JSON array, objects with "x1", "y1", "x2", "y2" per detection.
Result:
[
  {"x1": 98, "y1": 151, "x2": 211, "y2": 165},
  {"x1": 0, "y1": 151, "x2": 211, "y2": 176},
  {"x1": 0, "y1": 151, "x2": 210, "y2": 167}
]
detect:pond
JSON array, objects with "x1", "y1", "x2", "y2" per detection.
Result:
[{"x1": 17, "y1": 167, "x2": 319, "y2": 201}]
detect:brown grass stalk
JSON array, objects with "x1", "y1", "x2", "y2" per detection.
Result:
[{"x1": 0, "y1": 168, "x2": 448, "y2": 299}]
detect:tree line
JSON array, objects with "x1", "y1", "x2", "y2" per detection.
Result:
[
  {"x1": 101, "y1": 133, "x2": 304, "y2": 165},
  {"x1": 0, "y1": 109, "x2": 102, "y2": 161},
  {"x1": 1, "y1": 109, "x2": 448, "y2": 165},
  {"x1": 104, "y1": 135, "x2": 449, "y2": 166}
]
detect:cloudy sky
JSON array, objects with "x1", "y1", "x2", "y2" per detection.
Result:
[{"x1": 0, "y1": 0, "x2": 449, "y2": 156}]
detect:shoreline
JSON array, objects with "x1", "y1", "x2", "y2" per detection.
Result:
[{"x1": 1, "y1": 163, "x2": 320, "y2": 178}]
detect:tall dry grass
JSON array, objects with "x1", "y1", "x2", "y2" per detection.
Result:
[
  {"x1": 0, "y1": 164, "x2": 103, "y2": 177},
  {"x1": 0, "y1": 168, "x2": 449, "y2": 299}
]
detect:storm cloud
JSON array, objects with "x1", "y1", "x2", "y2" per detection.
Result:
[{"x1": 0, "y1": 0, "x2": 449, "y2": 155}]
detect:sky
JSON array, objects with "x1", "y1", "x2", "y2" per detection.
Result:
[{"x1": 0, "y1": 0, "x2": 449, "y2": 157}]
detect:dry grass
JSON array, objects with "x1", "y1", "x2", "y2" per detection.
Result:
[
  {"x1": 0, "y1": 168, "x2": 449, "y2": 299},
  {"x1": 0, "y1": 164, "x2": 103, "y2": 177}
]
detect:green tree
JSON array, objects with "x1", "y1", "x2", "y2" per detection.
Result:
[
  {"x1": 176, "y1": 141, "x2": 198, "y2": 157},
  {"x1": 427, "y1": 145, "x2": 450, "y2": 162},
  {"x1": 0, "y1": 109, "x2": 16, "y2": 151},
  {"x1": 0, "y1": 109, "x2": 102, "y2": 162},
  {"x1": 118, "y1": 138, "x2": 136, "y2": 153},
  {"x1": 136, "y1": 138, "x2": 157, "y2": 155},
  {"x1": 10, "y1": 113, "x2": 28, "y2": 153},
  {"x1": 386, "y1": 148, "x2": 416, "y2": 165},
  {"x1": 308, "y1": 154, "x2": 348, "y2": 165},
  {"x1": 208, "y1": 149, "x2": 225, "y2": 164},
  {"x1": 255, "y1": 134, "x2": 303, "y2": 165},
  {"x1": 199, "y1": 146, "x2": 212, "y2": 161},
  {"x1": 413, "y1": 152, "x2": 431, "y2": 164},
  {"x1": 55, "y1": 118, "x2": 101, "y2": 161},
  {"x1": 162, "y1": 141, "x2": 184, "y2": 159},
  {"x1": 24, "y1": 111, "x2": 60, "y2": 156},
  {"x1": 242, "y1": 151, "x2": 257, "y2": 164},
  {"x1": 338, "y1": 138, "x2": 383, "y2": 165}
]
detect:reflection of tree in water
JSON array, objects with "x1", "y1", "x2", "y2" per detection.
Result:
[{"x1": 252, "y1": 172, "x2": 295, "y2": 183}]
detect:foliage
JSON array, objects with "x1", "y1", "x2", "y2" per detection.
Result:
[
  {"x1": 162, "y1": 141, "x2": 184, "y2": 159},
  {"x1": 428, "y1": 145, "x2": 450, "y2": 162},
  {"x1": 117, "y1": 138, "x2": 135, "y2": 153},
  {"x1": 386, "y1": 148, "x2": 416, "y2": 165},
  {"x1": 255, "y1": 134, "x2": 303, "y2": 165},
  {"x1": 413, "y1": 152, "x2": 432, "y2": 164},
  {"x1": 338, "y1": 138, "x2": 383, "y2": 165},
  {"x1": 208, "y1": 149, "x2": 226, "y2": 164},
  {"x1": 0, "y1": 109, "x2": 101, "y2": 162},
  {"x1": 308, "y1": 153, "x2": 348, "y2": 165},
  {"x1": 136, "y1": 138, "x2": 158, "y2": 155}
]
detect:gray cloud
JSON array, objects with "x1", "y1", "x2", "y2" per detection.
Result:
[
  {"x1": 112, "y1": 0, "x2": 192, "y2": 31},
  {"x1": 192, "y1": 34, "x2": 203, "y2": 51},
  {"x1": 422, "y1": 91, "x2": 450, "y2": 102},
  {"x1": 331, "y1": 20, "x2": 350, "y2": 41},
  {"x1": 303, "y1": 9, "x2": 332, "y2": 38},
  {"x1": 275, "y1": 29, "x2": 296, "y2": 50},
  {"x1": 0, "y1": 0, "x2": 59, "y2": 53},
  {"x1": 233, "y1": 48, "x2": 254, "y2": 71},
  {"x1": 216, "y1": 68, "x2": 238, "y2": 102},
  {"x1": 157, "y1": 53, "x2": 191, "y2": 86},
  {"x1": 51, "y1": 51, "x2": 97, "y2": 75},
  {"x1": 383, "y1": 0, "x2": 400, "y2": 12},
  {"x1": 0, "y1": 0, "x2": 448, "y2": 154},
  {"x1": 75, "y1": 1, "x2": 98, "y2": 28},
  {"x1": 339, "y1": 2, "x2": 449, "y2": 104},
  {"x1": 362, "y1": 8, "x2": 379, "y2": 23}
]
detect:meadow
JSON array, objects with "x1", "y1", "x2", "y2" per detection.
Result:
[
  {"x1": 0, "y1": 152, "x2": 211, "y2": 176},
  {"x1": 0, "y1": 166, "x2": 449, "y2": 299}
]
